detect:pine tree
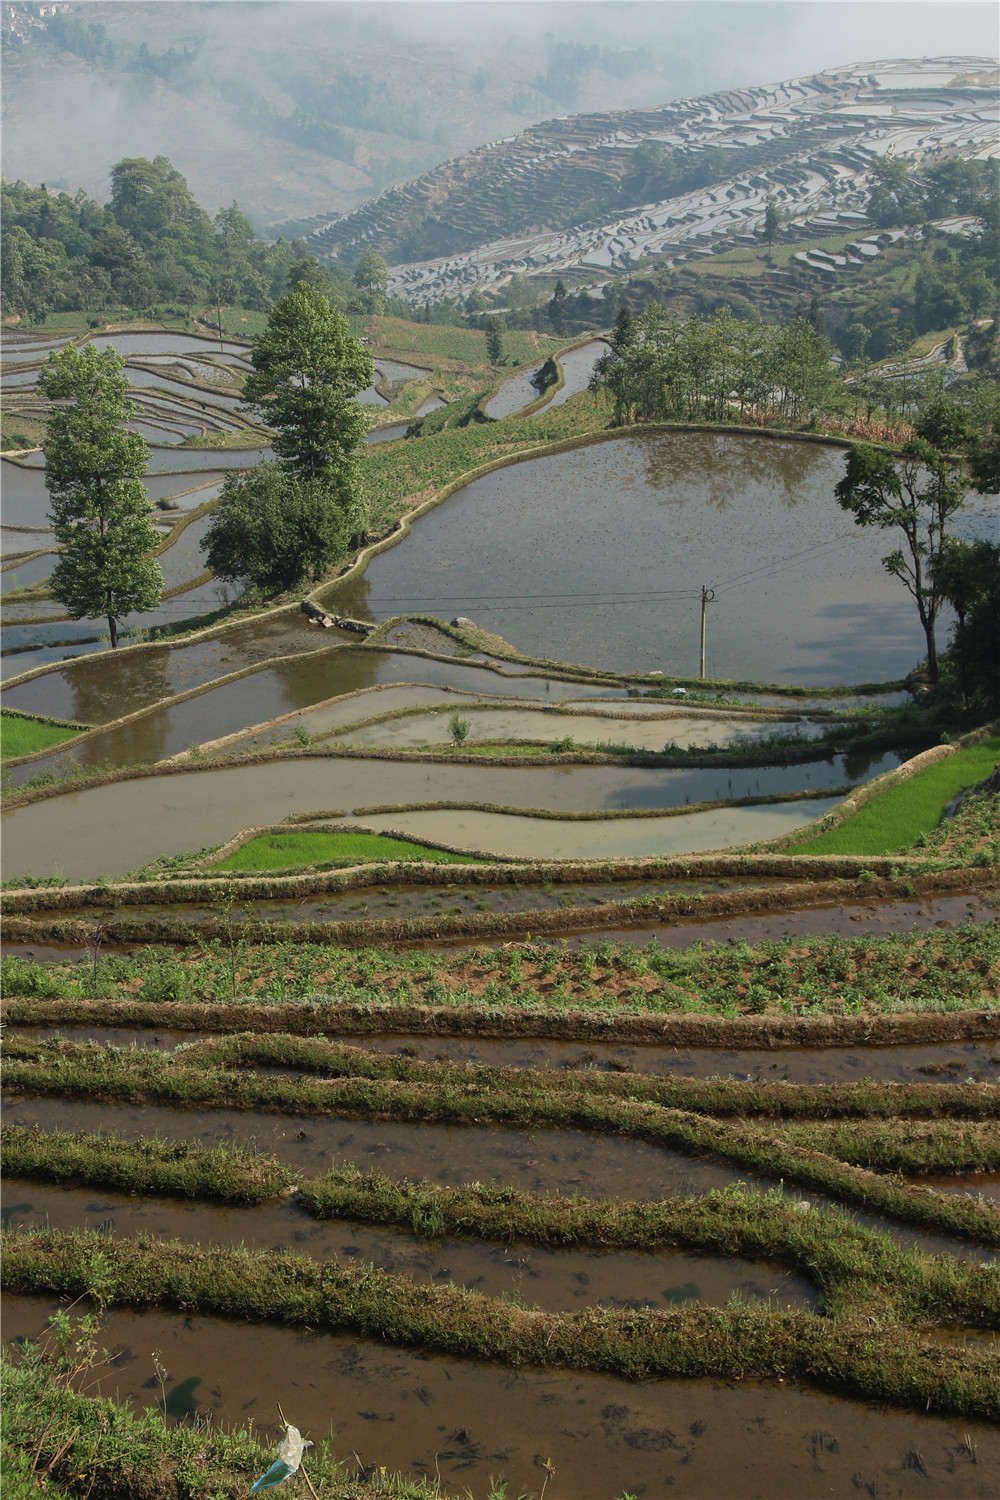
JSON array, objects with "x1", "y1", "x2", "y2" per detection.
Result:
[{"x1": 38, "y1": 344, "x2": 162, "y2": 649}]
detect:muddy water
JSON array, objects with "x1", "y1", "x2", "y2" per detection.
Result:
[
  {"x1": 541, "y1": 892, "x2": 997, "y2": 954},
  {"x1": 6, "y1": 874, "x2": 756, "y2": 926},
  {"x1": 1, "y1": 754, "x2": 856, "y2": 879},
  {"x1": 356, "y1": 798, "x2": 842, "y2": 862},
  {"x1": 915, "y1": 1173, "x2": 1000, "y2": 1206},
  {"x1": 1, "y1": 1181, "x2": 815, "y2": 1314},
  {"x1": 3, "y1": 1096, "x2": 993, "y2": 1262},
  {"x1": 0, "y1": 1097, "x2": 768, "y2": 1201},
  {"x1": 8, "y1": 1026, "x2": 999, "y2": 1088},
  {"x1": 321, "y1": 432, "x2": 995, "y2": 683},
  {"x1": 7, "y1": 1295, "x2": 996, "y2": 1499}
]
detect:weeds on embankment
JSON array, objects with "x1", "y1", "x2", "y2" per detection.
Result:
[
  {"x1": 2, "y1": 919, "x2": 997, "y2": 1017},
  {"x1": 0, "y1": 1123, "x2": 295, "y2": 1204},
  {"x1": 4, "y1": 1038, "x2": 998, "y2": 1243},
  {"x1": 4, "y1": 1229, "x2": 999, "y2": 1420},
  {"x1": 1, "y1": 1315, "x2": 465, "y2": 1500},
  {"x1": 298, "y1": 1167, "x2": 998, "y2": 1325}
]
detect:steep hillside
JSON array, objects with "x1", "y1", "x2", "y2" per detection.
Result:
[{"x1": 302, "y1": 57, "x2": 998, "y2": 303}]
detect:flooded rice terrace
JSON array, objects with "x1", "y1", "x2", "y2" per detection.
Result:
[
  {"x1": 1, "y1": 751, "x2": 862, "y2": 878},
  {"x1": 1, "y1": 1181, "x2": 817, "y2": 1315},
  {"x1": 5, "y1": 1294, "x2": 995, "y2": 1499},
  {"x1": 326, "y1": 432, "x2": 998, "y2": 684}
]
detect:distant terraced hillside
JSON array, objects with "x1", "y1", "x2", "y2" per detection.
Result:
[{"x1": 306, "y1": 56, "x2": 998, "y2": 305}]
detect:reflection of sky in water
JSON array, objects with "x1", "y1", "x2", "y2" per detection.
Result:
[{"x1": 331, "y1": 433, "x2": 996, "y2": 684}]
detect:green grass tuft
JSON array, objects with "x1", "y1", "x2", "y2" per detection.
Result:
[
  {"x1": 213, "y1": 829, "x2": 480, "y2": 871},
  {"x1": 793, "y1": 739, "x2": 1000, "y2": 855}
]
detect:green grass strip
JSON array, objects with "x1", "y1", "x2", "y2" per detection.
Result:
[
  {"x1": 298, "y1": 1167, "x2": 998, "y2": 1326},
  {"x1": 0, "y1": 1124, "x2": 297, "y2": 1205},
  {"x1": 213, "y1": 829, "x2": 482, "y2": 871},
  {"x1": 5, "y1": 1046, "x2": 997, "y2": 1243},
  {"x1": 4, "y1": 1229, "x2": 998, "y2": 1420},
  {"x1": 0, "y1": 710, "x2": 81, "y2": 761},
  {"x1": 796, "y1": 739, "x2": 1000, "y2": 854}
]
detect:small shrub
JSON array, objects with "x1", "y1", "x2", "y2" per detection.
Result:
[
  {"x1": 138, "y1": 964, "x2": 191, "y2": 1004},
  {"x1": 448, "y1": 712, "x2": 471, "y2": 746}
]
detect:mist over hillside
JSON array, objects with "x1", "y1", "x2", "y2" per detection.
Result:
[{"x1": 2, "y1": 1, "x2": 997, "y2": 231}]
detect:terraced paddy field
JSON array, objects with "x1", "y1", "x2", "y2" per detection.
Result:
[{"x1": 4, "y1": 326, "x2": 1000, "y2": 1499}]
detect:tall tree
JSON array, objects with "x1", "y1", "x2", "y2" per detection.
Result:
[
  {"x1": 834, "y1": 437, "x2": 967, "y2": 684},
  {"x1": 762, "y1": 194, "x2": 781, "y2": 256},
  {"x1": 484, "y1": 314, "x2": 505, "y2": 365},
  {"x1": 351, "y1": 248, "x2": 389, "y2": 316},
  {"x1": 241, "y1": 282, "x2": 373, "y2": 484},
  {"x1": 38, "y1": 344, "x2": 162, "y2": 649}
]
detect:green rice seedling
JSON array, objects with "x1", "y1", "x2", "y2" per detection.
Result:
[{"x1": 797, "y1": 739, "x2": 1000, "y2": 855}]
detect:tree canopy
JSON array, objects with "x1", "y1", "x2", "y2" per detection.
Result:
[
  {"x1": 0, "y1": 158, "x2": 349, "y2": 321},
  {"x1": 38, "y1": 344, "x2": 162, "y2": 648},
  {"x1": 202, "y1": 464, "x2": 348, "y2": 594},
  {"x1": 241, "y1": 282, "x2": 373, "y2": 483}
]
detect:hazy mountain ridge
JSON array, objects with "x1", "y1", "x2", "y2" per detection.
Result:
[{"x1": 301, "y1": 56, "x2": 998, "y2": 303}]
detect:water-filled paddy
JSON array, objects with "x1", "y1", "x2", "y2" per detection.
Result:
[
  {"x1": 0, "y1": 1097, "x2": 762, "y2": 1199},
  {"x1": 0, "y1": 552, "x2": 57, "y2": 591},
  {"x1": 1, "y1": 1180, "x2": 815, "y2": 1314},
  {"x1": 536, "y1": 338, "x2": 610, "y2": 409},
  {"x1": 357, "y1": 798, "x2": 840, "y2": 861},
  {"x1": 7, "y1": 1295, "x2": 993, "y2": 1500},
  {"x1": 484, "y1": 357, "x2": 547, "y2": 419},
  {"x1": 337, "y1": 705, "x2": 818, "y2": 751},
  {"x1": 9, "y1": 1024, "x2": 997, "y2": 1088},
  {"x1": 325, "y1": 432, "x2": 995, "y2": 683},
  {"x1": 2, "y1": 643, "x2": 621, "y2": 734},
  {"x1": 1, "y1": 747, "x2": 862, "y2": 876}
]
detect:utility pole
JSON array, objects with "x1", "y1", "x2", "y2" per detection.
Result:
[{"x1": 699, "y1": 585, "x2": 715, "y2": 679}]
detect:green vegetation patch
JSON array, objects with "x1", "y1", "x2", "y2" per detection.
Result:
[
  {"x1": 798, "y1": 739, "x2": 1000, "y2": 855},
  {"x1": 213, "y1": 829, "x2": 480, "y2": 871},
  {"x1": 0, "y1": 711, "x2": 82, "y2": 762},
  {"x1": 5, "y1": 1230, "x2": 998, "y2": 1420},
  {"x1": 1, "y1": 1124, "x2": 295, "y2": 1205},
  {"x1": 2, "y1": 1319, "x2": 431, "y2": 1500}
]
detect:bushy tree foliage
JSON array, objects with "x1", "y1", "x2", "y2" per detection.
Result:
[
  {"x1": 241, "y1": 282, "x2": 373, "y2": 483},
  {"x1": 835, "y1": 438, "x2": 968, "y2": 684},
  {"x1": 0, "y1": 159, "x2": 317, "y2": 320},
  {"x1": 38, "y1": 345, "x2": 162, "y2": 648},
  {"x1": 589, "y1": 305, "x2": 834, "y2": 426},
  {"x1": 202, "y1": 465, "x2": 347, "y2": 593}
]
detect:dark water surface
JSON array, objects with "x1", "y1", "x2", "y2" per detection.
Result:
[
  {"x1": 6, "y1": 1294, "x2": 995, "y2": 1499},
  {"x1": 1, "y1": 1180, "x2": 816, "y2": 1315},
  {"x1": 323, "y1": 432, "x2": 996, "y2": 684}
]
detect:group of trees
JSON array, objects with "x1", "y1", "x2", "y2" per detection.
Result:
[
  {"x1": 590, "y1": 304, "x2": 835, "y2": 427},
  {"x1": 0, "y1": 158, "x2": 328, "y2": 321},
  {"x1": 203, "y1": 283, "x2": 374, "y2": 594},
  {"x1": 837, "y1": 397, "x2": 999, "y2": 702},
  {"x1": 40, "y1": 282, "x2": 374, "y2": 644}
]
